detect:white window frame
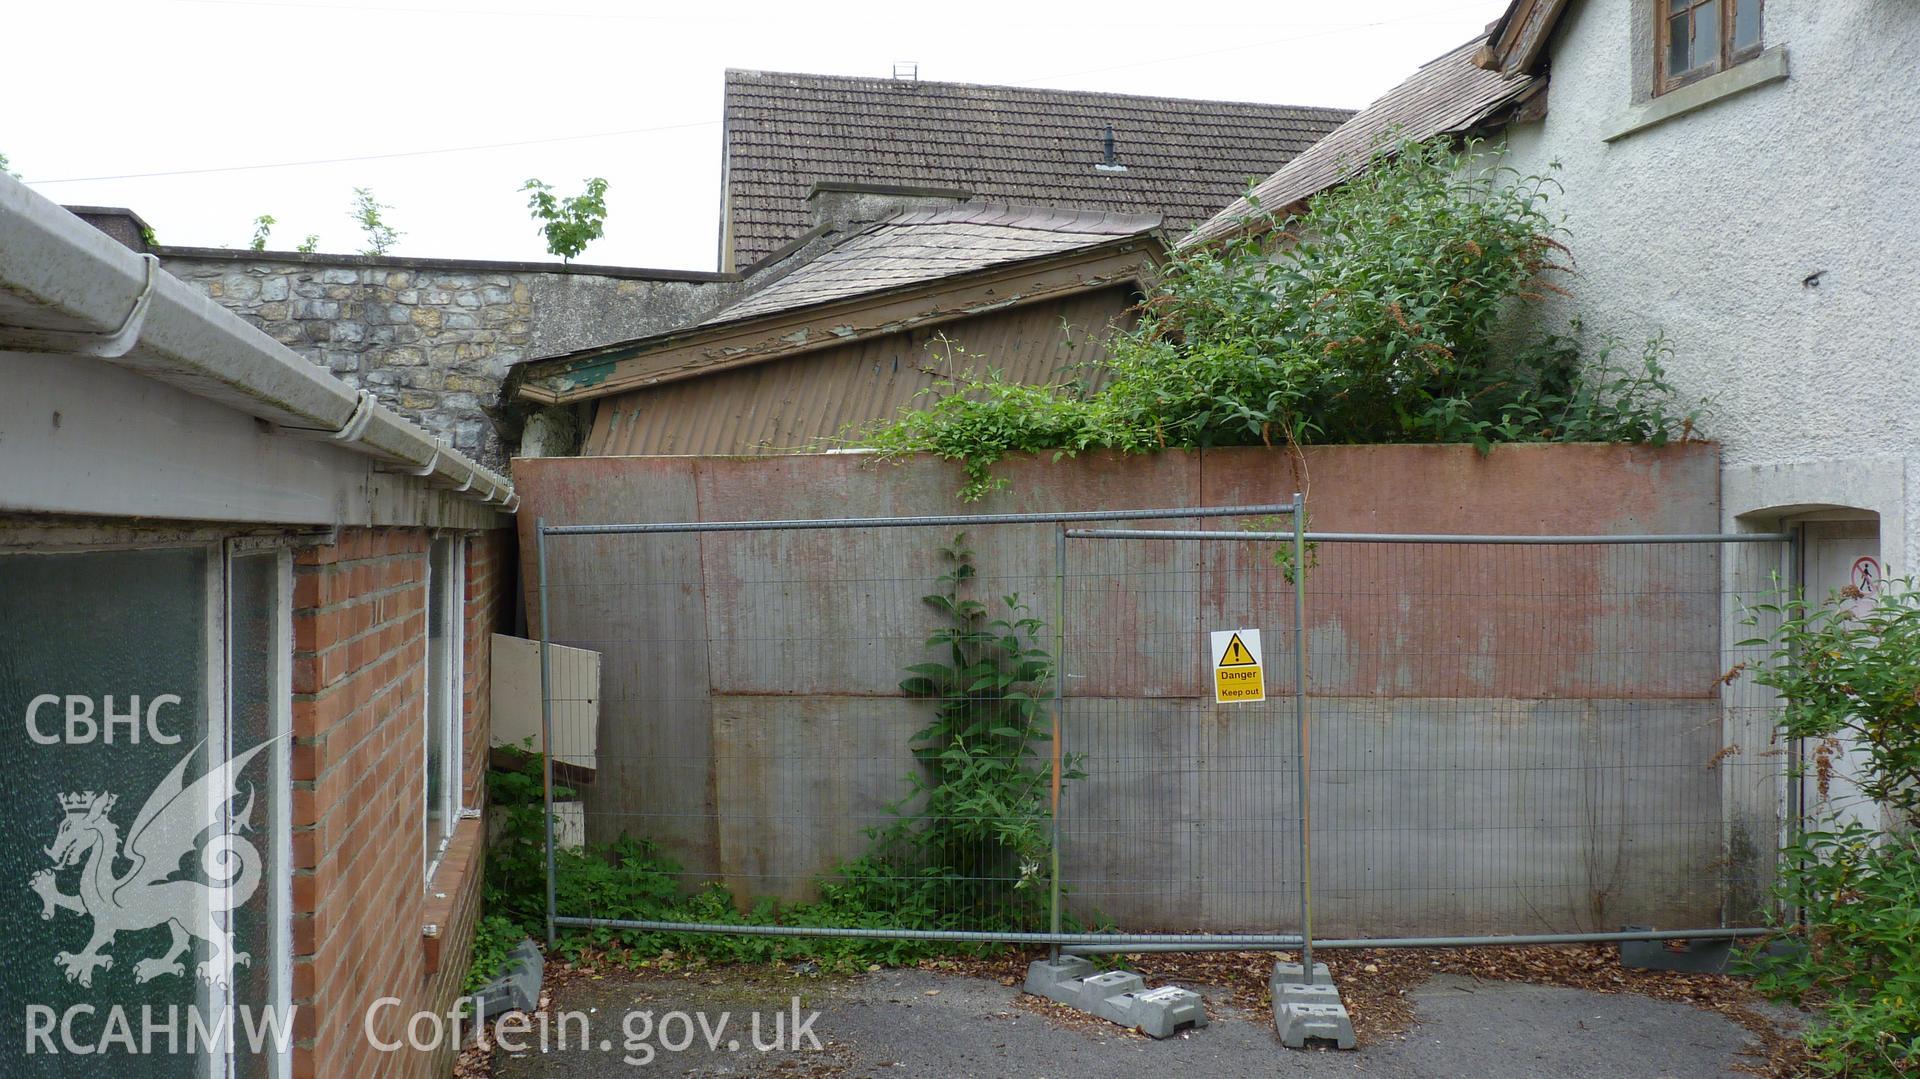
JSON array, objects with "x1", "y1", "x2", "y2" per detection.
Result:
[
  {"x1": 424, "y1": 535, "x2": 466, "y2": 884},
  {"x1": 221, "y1": 538, "x2": 294, "y2": 1079}
]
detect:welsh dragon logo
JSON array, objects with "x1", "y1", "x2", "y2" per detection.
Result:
[{"x1": 29, "y1": 739, "x2": 275, "y2": 990}]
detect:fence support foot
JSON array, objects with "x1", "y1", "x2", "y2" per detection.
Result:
[
  {"x1": 1271, "y1": 961, "x2": 1355, "y2": 1050},
  {"x1": 1024, "y1": 957, "x2": 1209, "y2": 1038}
]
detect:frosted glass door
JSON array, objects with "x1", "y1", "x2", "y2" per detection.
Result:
[{"x1": 0, "y1": 547, "x2": 213, "y2": 1078}]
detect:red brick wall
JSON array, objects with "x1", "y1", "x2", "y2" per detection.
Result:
[{"x1": 289, "y1": 526, "x2": 513, "y2": 1079}]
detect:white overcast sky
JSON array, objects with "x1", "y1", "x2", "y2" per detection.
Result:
[{"x1": 8, "y1": 0, "x2": 1506, "y2": 272}]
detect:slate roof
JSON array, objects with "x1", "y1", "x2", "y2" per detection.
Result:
[
  {"x1": 722, "y1": 69, "x2": 1353, "y2": 269},
  {"x1": 706, "y1": 204, "x2": 1161, "y2": 326},
  {"x1": 1184, "y1": 39, "x2": 1537, "y2": 247}
]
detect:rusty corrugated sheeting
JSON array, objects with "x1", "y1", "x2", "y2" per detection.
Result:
[{"x1": 583, "y1": 287, "x2": 1136, "y2": 456}]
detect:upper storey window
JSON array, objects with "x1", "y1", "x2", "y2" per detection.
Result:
[{"x1": 1660, "y1": 0, "x2": 1764, "y2": 94}]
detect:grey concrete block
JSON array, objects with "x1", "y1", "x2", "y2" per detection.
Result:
[
  {"x1": 1272, "y1": 959, "x2": 1354, "y2": 1050},
  {"x1": 1270, "y1": 960, "x2": 1332, "y2": 989},
  {"x1": 474, "y1": 939, "x2": 544, "y2": 1019},
  {"x1": 1022, "y1": 955, "x2": 1094, "y2": 994},
  {"x1": 1098, "y1": 985, "x2": 1208, "y2": 1038},
  {"x1": 1275, "y1": 981, "x2": 1341, "y2": 1008},
  {"x1": 1275, "y1": 1001, "x2": 1356, "y2": 1050},
  {"x1": 1023, "y1": 959, "x2": 1209, "y2": 1039},
  {"x1": 1075, "y1": 970, "x2": 1145, "y2": 1012}
]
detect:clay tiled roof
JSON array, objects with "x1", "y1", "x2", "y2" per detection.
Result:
[
  {"x1": 1184, "y1": 39, "x2": 1537, "y2": 248},
  {"x1": 721, "y1": 69, "x2": 1352, "y2": 269},
  {"x1": 707, "y1": 204, "x2": 1160, "y2": 326}
]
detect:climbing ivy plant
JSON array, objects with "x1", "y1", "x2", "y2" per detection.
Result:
[{"x1": 881, "y1": 533, "x2": 1079, "y2": 922}]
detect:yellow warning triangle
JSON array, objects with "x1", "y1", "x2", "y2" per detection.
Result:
[{"x1": 1218, "y1": 633, "x2": 1257, "y2": 667}]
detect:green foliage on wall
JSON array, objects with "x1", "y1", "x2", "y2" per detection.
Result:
[{"x1": 863, "y1": 138, "x2": 1711, "y2": 500}]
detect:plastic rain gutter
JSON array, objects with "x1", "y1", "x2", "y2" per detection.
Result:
[{"x1": 0, "y1": 174, "x2": 516, "y2": 514}]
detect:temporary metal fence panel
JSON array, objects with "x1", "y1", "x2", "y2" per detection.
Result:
[
  {"x1": 534, "y1": 503, "x2": 1308, "y2": 948},
  {"x1": 1064, "y1": 527, "x2": 1794, "y2": 946},
  {"x1": 536, "y1": 504, "x2": 1791, "y2": 952},
  {"x1": 1301, "y1": 532, "x2": 1791, "y2": 940},
  {"x1": 1057, "y1": 517, "x2": 1311, "y2": 956}
]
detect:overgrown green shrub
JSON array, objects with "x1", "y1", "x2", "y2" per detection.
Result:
[
  {"x1": 464, "y1": 913, "x2": 524, "y2": 994},
  {"x1": 863, "y1": 137, "x2": 1709, "y2": 500},
  {"x1": 1741, "y1": 582, "x2": 1920, "y2": 1075}
]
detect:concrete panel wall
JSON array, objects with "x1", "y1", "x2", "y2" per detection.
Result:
[{"x1": 513, "y1": 443, "x2": 1756, "y2": 934}]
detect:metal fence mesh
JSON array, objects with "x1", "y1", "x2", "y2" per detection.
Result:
[
  {"x1": 536, "y1": 512, "x2": 1788, "y2": 948},
  {"x1": 1293, "y1": 539, "x2": 1788, "y2": 939},
  {"x1": 539, "y1": 525, "x2": 1074, "y2": 937},
  {"x1": 1061, "y1": 532, "x2": 1304, "y2": 936}
]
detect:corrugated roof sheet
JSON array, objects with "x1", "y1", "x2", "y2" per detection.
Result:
[
  {"x1": 723, "y1": 69, "x2": 1353, "y2": 268},
  {"x1": 706, "y1": 204, "x2": 1160, "y2": 326},
  {"x1": 1184, "y1": 40, "x2": 1536, "y2": 248}
]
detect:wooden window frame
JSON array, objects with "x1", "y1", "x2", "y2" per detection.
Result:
[{"x1": 1657, "y1": 0, "x2": 1765, "y2": 96}]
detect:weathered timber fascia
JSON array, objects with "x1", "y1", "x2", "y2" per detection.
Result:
[{"x1": 519, "y1": 238, "x2": 1158, "y2": 404}]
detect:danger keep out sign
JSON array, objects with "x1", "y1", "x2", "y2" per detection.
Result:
[{"x1": 1210, "y1": 628, "x2": 1265, "y2": 703}]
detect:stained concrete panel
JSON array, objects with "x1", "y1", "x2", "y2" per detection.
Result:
[
  {"x1": 710, "y1": 695, "x2": 927, "y2": 903},
  {"x1": 1305, "y1": 696, "x2": 1727, "y2": 937},
  {"x1": 1197, "y1": 445, "x2": 1726, "y2": 700},
  {"x1": 514, "y1": 446, "x2": 1744, "y2": 934},
  {"x1": 513, "y1": 456, "x2": 719, "y2": 876},
  {"x1": 1056, "y1": 695, "x2": 1306, "y2": 930},
  {"x1": 1195, "y1": 443, "x2": 1722, "y2": 536},
  {"x1": 695, "y1": 451, "x2": 1212, "y2": 698}
]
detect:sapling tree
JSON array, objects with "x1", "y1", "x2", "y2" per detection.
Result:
[
  {"x1": 249, "y1": 214, "x2": 275, "y2": 251},
  {"x1": 297, "y1": 234, "x2": 320, "y2": 254},
  {"x1": 522, "y1": 177, "x2": 610, "y2": 262},
  {"x1": 350, "y1": 187, "x2": 402, "y2": 255}
]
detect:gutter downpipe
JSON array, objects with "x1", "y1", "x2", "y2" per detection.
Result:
[{"x1": 0, "y1": 174, "x2": 512, "y2": 508}]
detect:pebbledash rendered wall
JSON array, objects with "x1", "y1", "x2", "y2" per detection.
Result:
[
  {"x1": 514, "y1": 443, "x2": 1769, "y2": 937},
  {"x1": 1488, "y1": 0, "x2": 1920, "y2": 574}
]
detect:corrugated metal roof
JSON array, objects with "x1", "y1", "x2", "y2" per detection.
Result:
[
  {"x1": 585, "y1": 286, "x2": 1135, "y2": 456},
  {"x1": 723, "y1": 69, "x2": 1353, "y2": 269},
  {"x1": 706, "y1": 204, "x2": 1161, "y2": 326},
  {"x1": 1184, "y1": 40, "x2": 1537, "y2": 248}
]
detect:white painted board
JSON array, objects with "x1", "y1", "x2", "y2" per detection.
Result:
[{"x1": 491, "y1": 633, "x2": 600, "y2": 773}]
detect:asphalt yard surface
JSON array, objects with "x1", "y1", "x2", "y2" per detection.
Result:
[{"x1": 483, "y1": 945, "x2": 1801, "y2": 1077}]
